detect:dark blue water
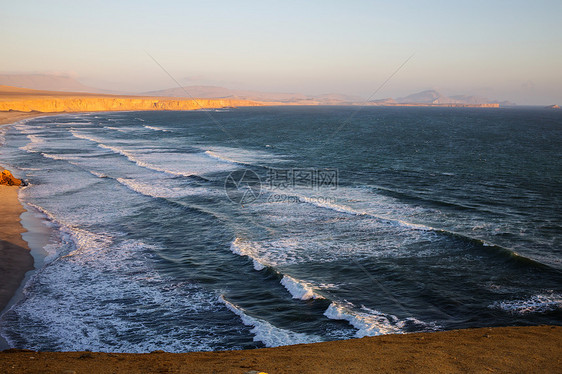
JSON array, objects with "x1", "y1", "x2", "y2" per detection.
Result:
[{"x1": 0, "y1": 106, "x2": 560, "y2": 352}]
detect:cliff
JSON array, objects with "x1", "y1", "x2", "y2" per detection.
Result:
[{"x1": 0, "y1": 85, "x2": 265, "y2": 113}]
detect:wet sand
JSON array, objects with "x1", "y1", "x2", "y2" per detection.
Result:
[
  {"x1": 0, "y1": 110, "x2": 53, "y2": 126},
  {"x1": 0, "y1": 186, "x2": 33, "y2": 314}
]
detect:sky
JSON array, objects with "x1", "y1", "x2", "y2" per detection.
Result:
[{"x1": 1, "y1": 0, "x2": 561, "y2": 104}]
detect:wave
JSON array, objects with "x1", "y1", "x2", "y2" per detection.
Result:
[
  {"x1": 489, "y1": 293, "x2": 562, "y2": 315},
  {"x1": 41, "y1": 153, "x2": 75, "y2": 161},
  {"x1": 144, "y1": 125, "x2": 171, "y2": 132},
  {"x1": 230, "y1": 237, "x2": 267, "y2": 270},
  {"x1": 104, "y1": 126, "x2": 129, "y2": 133},
  {"x1": 98, "y1": 144, "x2": 196, "y2": 177},
  {"x1": 294, "y1": 193, "x2": 436, "y2": 233},
  {"x1": 204, "y1": 150, "x2": 252, "y2": 166},
  {"x1": 282, "y1": 190, "x2": 552, "y2": 270},
  {"x1": 280, "y1": 275, "x2": 324, "y2": 300},
  {"x1": 324, "y1": 302, "x2": 437, "y2": 338},
  {"x1": 19, "y1": 134, "x2": 46, "y2": 152},
  {"x1": 70, "y1": 130, "x2": 195, "y2": 177},
  {"x1": 41, "y1": 152, "x2": 114, "y2": 180},
  {"x1": 116, "y1": 178, "x2": 207, "y2": 199},
  {"x1": 230, "y1": 238, "x2": 327, "y2": 301},
  {"x1": 219, "y1": 296, "x2": 323, "y2": 347},
  {"x1": 0, "y1": 126, "x2": 7, "y2": 146},
  {"x1": 70, "y1": 130, "x2": 105, "y2": 143},
  {"x1": 1, "y1": 203, "x2": 231, "y2": 352}
]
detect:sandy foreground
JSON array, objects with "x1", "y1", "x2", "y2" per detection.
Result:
[
  {"x1": 0, "y1": 326, "x2": 560, "y2": 373},
  {"x1": 1, "y1": 89, "x2": 561, "y2": 373}
]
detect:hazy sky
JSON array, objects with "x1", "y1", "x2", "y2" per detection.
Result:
[{"x1": 2, "y1": 0, "x2": 561, "y2": 104}]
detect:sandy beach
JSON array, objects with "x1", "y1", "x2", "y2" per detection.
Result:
[
  {"x1": 0, "y1": 186, "x2": 33, "y2": 314},
  {"x1": 0, "y1": 110, "x2": 53, "y2": 126}
]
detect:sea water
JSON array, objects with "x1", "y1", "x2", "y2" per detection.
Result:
[{"x1": 0, "y1": 106, "x2": 560, "y2": 352}]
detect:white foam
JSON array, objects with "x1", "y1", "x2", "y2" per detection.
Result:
[
  {"x1": 230, "y1": 237, "x2": 267, "y2": 270},
  {"x1": 226, "y1": 216, "x2": 441, "y2": 268},
  {"x1": 324, "y1": 302, "x2": 438, "y2": 338},
  {"x1": 56, "y1": 121, "x2": 93, "y2": 126},
  {"x1": 104, "y1": 126, "x2": 129, "y2": 133},
  {"x1": 71, "y1": 130, "x2": 194, "y2": 177},
  {"x1": 203, "y1": 146, "x2": 286, "y2": 166},
  {"x1": 280, "y1": 275, "x2": 324, "y2": 300},
  {"x1": 219, "y1": 296, "x2": 322, "y2": 347},
  {"x1": 71, "y1": 130, "x2": 239, "y2": 178},
  {"x1": 41, "y1": 153, "x2": 75, "y2": 161},
  {"x1": 116, "y1": 177, "x2": 208, "y2": 199},
  {"x1": 204, "y1": 150, "x2": 250, "y2": 165},
  {"x1": 489, "y1": 294, "x2": 562, "y2": 315},
  {"x1": 0, "y1": 126, "x2": 7, "y2": 146},
  {"x1": 296, "y1": 194, "x2": 366, "y2": 216},
  {"x1": 293, "y1": 191, "x2": 434, "y2": 232},
  {"x1": 324, "y1": 302, "x2": 404, "y2": 337},
  {"x1": 100, "y1": 143, "x2": 195, "y2": 176},
  {"x1": 88, "y1": 170, "x2": 108, "y2": 178},
  {"x1": 144, "y1": 125, "x2": 171, "y2": 132},
  {"x1": 19, "y1": 134, "x2": 46, "y2": 152},
  {"x1": 69, "y1": 129, "x2": 103, "y2": 143},
  {"x1": 1, "y1": 218, "x2": 230, "y2": 352}
]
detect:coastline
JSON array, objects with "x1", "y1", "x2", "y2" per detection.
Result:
[
  {"x1": 0, "y1": 110, "x2": 58, "y2": 350},
  {"x1": 0, "y1": 186, "x2": 33, "y2": 314},
  {"x1": 1, "y1": 326, "x2": 560, "y2": 373},
  {"x1": 0, "y1": 110, "x2": 56, "y2": 126}
]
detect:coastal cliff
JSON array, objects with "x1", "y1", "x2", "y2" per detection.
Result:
[
  {"x1": 0, "y1": 97, "x2": 264, "y2": 113},
  {"x1": 0, "y1": 85, "x2": 265, "y2": 113}
]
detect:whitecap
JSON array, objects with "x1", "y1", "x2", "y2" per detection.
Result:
[{"x1": 219, "y1": 296, "x2": 323, "y2": 347}]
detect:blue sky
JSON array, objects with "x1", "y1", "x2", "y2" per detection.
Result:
[{"x1": 1, "y1": 0, "x2": 561, "y2": 104}]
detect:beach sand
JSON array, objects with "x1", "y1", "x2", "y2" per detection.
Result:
[
  {"x1": 0, "y1": 110, "x2": 52, "y2": 126},
  {"x1": 0, "y1": 186, "x2": 33, "y2": 314},
  {"x1": 0, "y1": 326, "x2": 560, "y2": 373}
]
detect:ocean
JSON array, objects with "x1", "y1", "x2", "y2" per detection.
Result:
[{"x1": 0, "y1": 106, "x2": 560, "y2": 352}]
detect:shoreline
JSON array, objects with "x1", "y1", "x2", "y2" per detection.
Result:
[
  {"x1": 0, "y1": 186, "x2": 34, "y2": 315},
  {"x1": 1, "y1": 326, "x2": 560, "y2": 373},
  {"x1": 0, "y1": 110, "x2": 58, "y2": 350},
  {"x1": 0, "y1": 110, "x2": 57, "y2": 126}
]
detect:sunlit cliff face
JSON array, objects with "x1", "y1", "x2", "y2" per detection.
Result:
[{"x1": 0, "y1": 96, "x2": 264, "y2": 113}]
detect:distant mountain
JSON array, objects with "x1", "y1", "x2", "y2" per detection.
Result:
[
  {"x1": 379, "y1": 89, "x2": 514, "y2": 107},
  {"x1": 143, "y1": 86, "x2": 362, "y2": 105},
  {"x1": 396, "y1": 90, "x2": 453, "y2": 104},
  {"x1": 0, "y1": 74, "x2": 114, "y2": 94},
  {"x1": 0, "y1": 75, "x2": 515, "y2": 107}
]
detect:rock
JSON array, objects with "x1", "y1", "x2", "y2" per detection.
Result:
[{"x1": 0, "y1": 170, "x2": 23, "y2": 186}]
